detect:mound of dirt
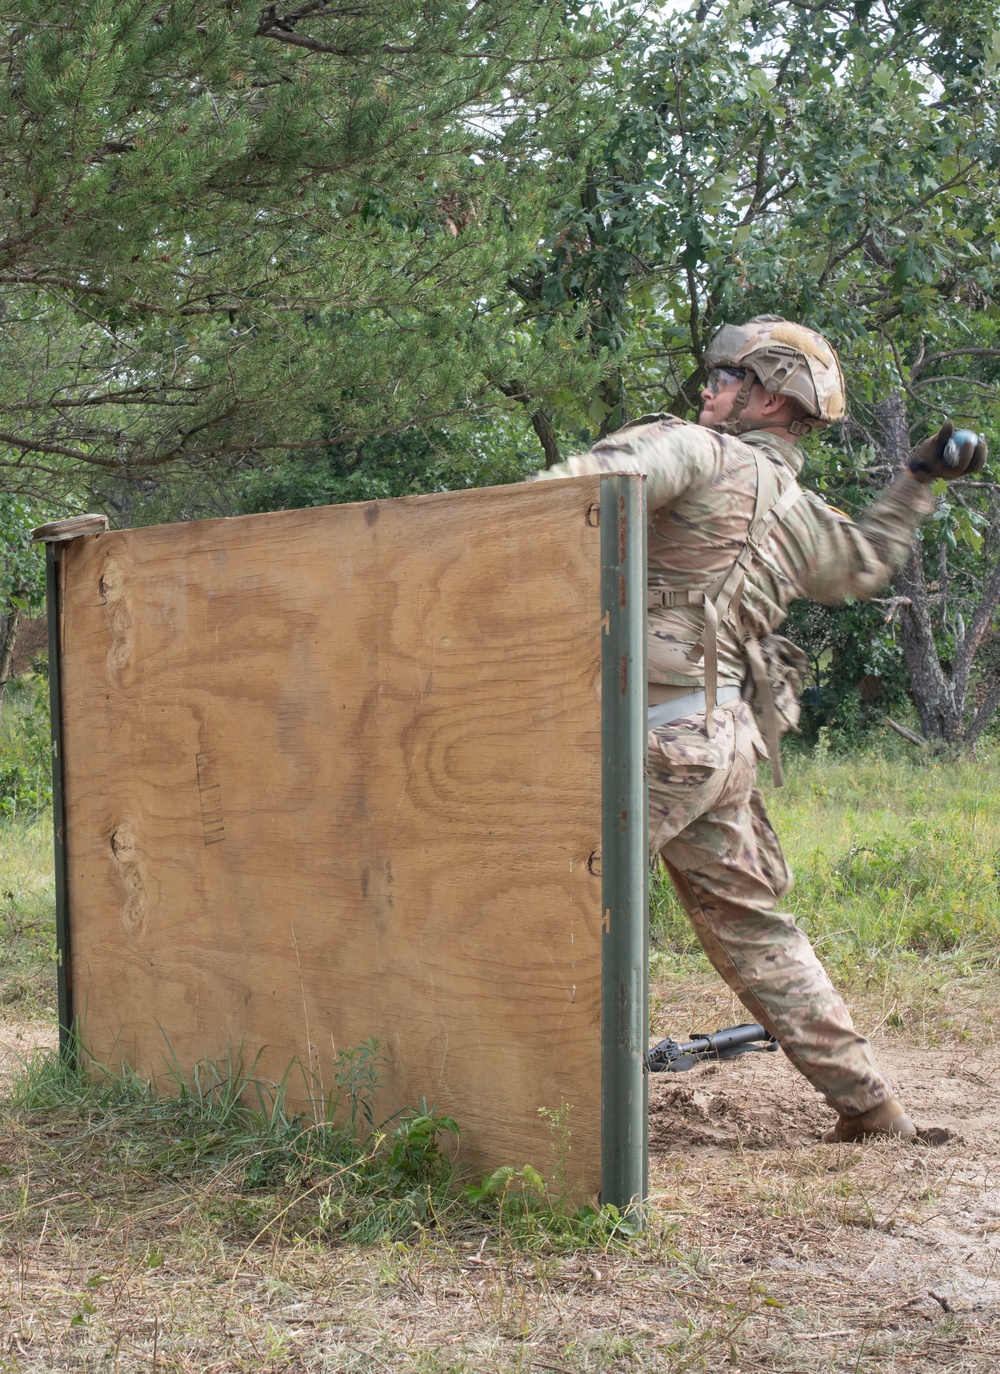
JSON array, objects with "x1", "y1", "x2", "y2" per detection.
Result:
[
  {"x1": 649, "y1": 1049, "x2": 831, "y2": 1152},
  {"x1": 649, "y1": 1029, "x2": 1000, "y2": 1337},
  {"x1": 649, "y1": 1036, "x2": 999, "y2": 1154}
]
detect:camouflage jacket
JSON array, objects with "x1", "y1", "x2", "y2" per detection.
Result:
[{"x1": 533, "y1": 416, "x2": 934, "y2": 688}]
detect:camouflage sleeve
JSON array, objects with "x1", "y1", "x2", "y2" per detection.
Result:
[
  {"x1": 797, "y1": 471, "x2": 935, "y2": 604},
  {"x1": 531, "y1": 416, "x2": 725, "y2": 511}
]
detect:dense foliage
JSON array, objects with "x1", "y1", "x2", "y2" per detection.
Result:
[{"x1": 1, "y1": 0, "x2": 999, "y2": 738}]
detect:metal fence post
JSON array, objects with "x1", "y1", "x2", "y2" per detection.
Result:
[
  {"x1": 32, "y1": 514, "x2": 109, "y2": 1058},
  {"x1": 600, "y1": 473, "x2": 648, "y2": 1222}
]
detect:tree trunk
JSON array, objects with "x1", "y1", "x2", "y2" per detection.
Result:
[
  {"x1": 875, "y1": 392, "x2": 1000, "y2": 744},
  {"x1": 875, "y1": 394, "x2": 966, "y2": 739},
  {"x1": 530, "y1": 406, "x2": 562, "y2": 467},
  {"x1": 0, "y1": 605, "x2": 21, "y2": 717},
  {"x1": 966, "y1": 674, "x2": 1000, "y2": 746},
  {"x1": 496, "y1": 381, "x2": 562, "y2": 467}
]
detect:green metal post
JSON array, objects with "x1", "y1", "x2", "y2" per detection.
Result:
[
  {"x1": 45, "y1": 542, "x2": 73, "y2": 1057},
  {"x1": 600, "y1": 472, "x2": 648, "y2": 1221}
]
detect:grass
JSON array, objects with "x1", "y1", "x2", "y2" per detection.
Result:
[
  {"x1": 0, "y1": 1047, "x2": 690, "y2": 1373},
  {"x1": 3, "y1": 1041, "x2": 471, "y2": 1244},
  {"x1": 652, "y1": 740, "x2": 1000, "y2": 986},
  {"x1": 4, "y1": 1050, "x2": 993, "y2": 1374},
  {"x1": 0, "y1": 815, "x2": 55, "y2": 1019},
  {"x1": 0, "y1": 675, "x2": 57, "y2": 1019}
]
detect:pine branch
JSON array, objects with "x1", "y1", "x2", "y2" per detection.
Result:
[{"x1": 0, "y1": 430, "x2": 94, "y2": 462}]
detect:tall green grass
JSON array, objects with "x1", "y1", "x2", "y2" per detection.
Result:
[
  {"x1": 0, "y1": 672, "x2": 56, "y2": 1014},
  {"x1": 2, "y1": 1039, "x2": 470, "y2": 1244},
  {"x1": 651, "y1": 746, "x2": 1000, "y2": 980}
]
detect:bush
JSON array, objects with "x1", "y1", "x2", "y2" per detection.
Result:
[{"x1": 0, "y1": 671, "x2": 52, "y2": 819}]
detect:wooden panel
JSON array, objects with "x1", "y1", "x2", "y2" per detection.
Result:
[{"x1": 59, "y1": 478, "x2": 605, "y2": 1194}]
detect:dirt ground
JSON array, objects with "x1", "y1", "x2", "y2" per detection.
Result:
[
  {"x1": 3, "y1": 986, "x2": 1000, "y2": 1371},
  {"x1": 644, "y1": 975, "x2": 1000, "y2": 1368}
]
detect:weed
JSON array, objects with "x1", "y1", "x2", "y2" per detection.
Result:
[
  {"x1": 386, "y1": 1100, "x2": 460, "y2": 1187},
  {"x1": 332, "y1": 1036, "x2": 385, "y2": 1138}
]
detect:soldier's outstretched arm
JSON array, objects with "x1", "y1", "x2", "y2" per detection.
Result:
[
  {"x1": 798, "y1": 424, "x2": 988, "y2": 605},
  {"x1": 531, "y1": 415, "x2": 730, "y2": 512}
]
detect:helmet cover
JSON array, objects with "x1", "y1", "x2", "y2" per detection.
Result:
[{"x1": 705, "y1": 316, "x2": 846, "y2": 432}]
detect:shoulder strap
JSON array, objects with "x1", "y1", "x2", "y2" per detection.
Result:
[
  {"x1": 680, "y1": 456, "x2": 804, "y2": 751},
  {"x1": 751, "y1": 450, "x2": 778, "y2": 527}
]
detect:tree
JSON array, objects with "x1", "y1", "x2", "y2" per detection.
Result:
[
  {"x1": 4, "y1": 1, "x2": 1000, "y2": 743},
  {"x1": 512, "y1": 0, "x2": 1000, "y2": 741},
  {"x1": 0, "y1": 496, "x2": 45, "y2": 714},
  {"x1": 0, "y1": 1, "x2": 628, "y2": 497}
]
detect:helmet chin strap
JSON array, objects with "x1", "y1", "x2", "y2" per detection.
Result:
[{"x1": 709, "y1": 376, "x2": 756, "y2": 435}]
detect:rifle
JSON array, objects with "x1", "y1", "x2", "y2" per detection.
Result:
[{"x1": 646, "y1": 1022, "x2": 778, "y2": 1074}]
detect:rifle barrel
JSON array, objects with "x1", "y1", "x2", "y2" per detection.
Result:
[{"x1": 646, "y1": 1022, "x2": 775, "y2": 1073}]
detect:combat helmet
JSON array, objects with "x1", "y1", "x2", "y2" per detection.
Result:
[{"x1": 704, "y1": 316, "x2": 846, "y2": 435}]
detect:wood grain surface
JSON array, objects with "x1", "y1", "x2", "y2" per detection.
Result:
[{"x1": 58, "y1": 477, "x2": 605, "y2": 1193}]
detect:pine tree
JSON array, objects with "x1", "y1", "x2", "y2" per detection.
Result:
[{"x1": 0, "y1": 1, "x2": 620, "y2": 498}]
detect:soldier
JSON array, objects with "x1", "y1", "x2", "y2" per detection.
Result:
[{"x1": 535, "y1": 317, "x2": 987, "y2": 1141}]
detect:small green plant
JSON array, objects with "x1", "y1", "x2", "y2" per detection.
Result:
[
  {"x1": 464, "y1": 1160, "x2": 632, "y2": 1248},
  {"x1": 330, "y1": 1036, "x2": 385, "y2": 1138},
  {"x1": 463, "y1": 1103, "x2": 637, "y2": 1249},
  {"x1": 385, "y1": 1100, "x2": 459, "y2": 1188}
]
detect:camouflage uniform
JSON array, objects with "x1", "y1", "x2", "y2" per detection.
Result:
[{"x1": 536, "y1": 417, "x2": 934, "y2": 1116}]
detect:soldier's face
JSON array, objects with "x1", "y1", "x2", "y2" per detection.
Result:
[{"x1": 698, "y1": 371, "x2": 748, "y2": 427}]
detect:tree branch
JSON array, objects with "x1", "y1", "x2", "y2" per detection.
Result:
[
  {"x1": 530, "y1": 407, "x2": 561, "y2": 467},
  {"x1": 885, "y1": 716, "x2": 928, "y2": 749},
  {"x1": 911, "y1": 345, "x2": 1000, "y2": 379},
  {"x1": 965, "y1": 675, "x2": 1000, "y2": 747},
  {"x1": 954, "y1": 553, "x2": 1000, "y2": 700}
]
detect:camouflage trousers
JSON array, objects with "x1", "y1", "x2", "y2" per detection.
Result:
[{"x1": 649, "y1": 698, "x2": 891, "y2": 1117}]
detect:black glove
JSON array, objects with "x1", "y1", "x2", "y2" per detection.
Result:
[{"x1": 908, "y1": 421, "x2": 988, "y2": 484}]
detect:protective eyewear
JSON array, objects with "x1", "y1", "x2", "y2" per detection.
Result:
[{"x1": 706, "y1": 366, "x2": 748, "y2": 393}]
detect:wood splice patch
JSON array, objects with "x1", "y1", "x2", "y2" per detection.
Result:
[
  {"x1": 195, "y1": 753, "x2": 225, "y2": 846},
  {"x1": 58, "y1": 478, "x2": 605, "y2": 1195}
]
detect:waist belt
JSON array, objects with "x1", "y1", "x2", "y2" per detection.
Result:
[
  {"x1": 647, "y1": 587, "x2": 721, "y2": 741},
  {"x1": 647, "y1": 684, "x2": 741, "y2": 730}
]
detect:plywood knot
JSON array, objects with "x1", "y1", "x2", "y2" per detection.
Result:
[
  {"x1": 109, "y1": 822, "x2": 146, "y2": 936},
  {"x1": 98, "y1": 555, "x2": 134, "y2": 684}
]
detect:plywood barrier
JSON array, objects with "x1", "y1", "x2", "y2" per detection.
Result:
[{"x1": 40, "y1": 475, "x2": 647, "y2": 1205}]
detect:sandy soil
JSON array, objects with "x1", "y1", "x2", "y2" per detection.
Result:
[
  {"x1": 0, "y1": 1019, "x2": 56, "y2": 1082},
  {"x1": 3, "y1": 998, "x2": 999, "y2": 1369}
]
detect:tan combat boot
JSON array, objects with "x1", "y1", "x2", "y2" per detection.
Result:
[{"x1": 822, "y1": 1097, "x2": 916, "y2": 1144}]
